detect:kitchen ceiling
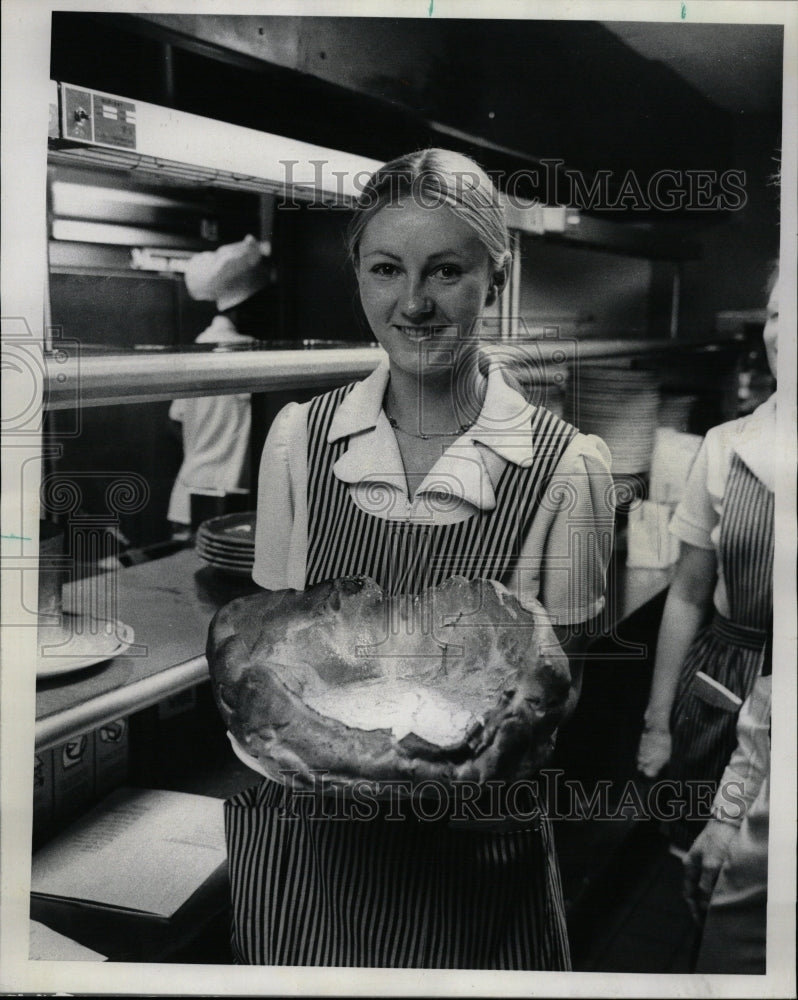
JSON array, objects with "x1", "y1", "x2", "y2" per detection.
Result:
[
  {"x1": 134, "y1": 14, "x2": 784, "y2": 118},
  {"x1": 50, "y1": 12, "x2": 783, "y2": 221},
  {"x1": 601, "y1": 21, "x2": 783, "y2": 115}
]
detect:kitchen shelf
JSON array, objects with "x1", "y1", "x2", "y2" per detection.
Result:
[
  {"x1": 43, "y1": 339, "x2": 741, "y2": 410},
  {"x1": 43, "y1": 345, "x2": 385, "y2": 410}
]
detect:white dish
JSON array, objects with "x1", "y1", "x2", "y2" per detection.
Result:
[
  {"x1": 36, "y1": 615, "x2": 135, "y2": 678},
  {"x1": 196, "y1": 539, "x2": 254, "y2": 560},
  {"x1": 198, "y1": 512, "x2": 257, "y2": 549},
  {"x1": 198, "y1": 540, "x2": 256, "y2": 559}
]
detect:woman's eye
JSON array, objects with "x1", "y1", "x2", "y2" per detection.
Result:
[
  {"x1": 433, "y1": 264, "x2": 462, "y2": 280},
  {"x1": 371, "y1": 263, "x2": 398, "y2": 277}
]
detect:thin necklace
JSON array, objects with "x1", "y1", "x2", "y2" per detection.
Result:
[{"x1": 386, "y1": 413, "x2": 472, "y2": 440}]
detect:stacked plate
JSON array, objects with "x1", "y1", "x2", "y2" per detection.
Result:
[
  {"x1": 196, "y1": 512, "x2": 257, "y2": 576},
  {"x1": 566, "y1": 365, "x2": 661, "y2": 475}
]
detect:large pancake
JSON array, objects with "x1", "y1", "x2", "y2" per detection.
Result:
[{"x1": 207, "y1": 576, "x2": 571, "y2": 792}]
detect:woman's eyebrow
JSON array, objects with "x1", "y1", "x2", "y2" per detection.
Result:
[
  {"x1": 362, "y1": 250, "x2": 401, "y2": 260},
  {"x1": 361, "y1": 249, "x2": 466, "y2": 261}
]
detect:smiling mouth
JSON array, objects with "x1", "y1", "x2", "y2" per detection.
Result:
[{"x1": 394, "y1": 325, "x2": 448, "y2": 340}]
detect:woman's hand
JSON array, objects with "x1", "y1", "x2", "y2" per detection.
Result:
[
  {"x1": 636, "y1": 725, "x2": 672, "y2": 778},
  {"x1": 640, "y1": 543, "x2": 717, "y2": 762},
  {"x1": 682, "y1": 819, "x2": 739, "y2": 923}
]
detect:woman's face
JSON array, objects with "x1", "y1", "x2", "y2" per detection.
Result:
[
  {"x1": 356, "y1": 199, "x2": 498, "y2": 376},
  {"x1": 763, "y1": 276, "x2": 779, "y2": 379}
]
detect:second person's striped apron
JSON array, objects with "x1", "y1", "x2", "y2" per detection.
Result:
[{"x1": 666, "y1": 451, "x2": 774, "y2": 850}]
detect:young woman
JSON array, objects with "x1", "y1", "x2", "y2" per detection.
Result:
[
  {"x1": 681, "y1": 268, "x2": 780, "y2": 974},
  {"x1": 222, "y1": 149, "x2": 615, "y2": 968},
  {"x1": 637, "y1": 266, "x2": 779, "y2": 854}
]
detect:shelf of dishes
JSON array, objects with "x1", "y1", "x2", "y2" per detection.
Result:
[{"x1": 42, "y1": 337, "x2": 742, "y2": 410}]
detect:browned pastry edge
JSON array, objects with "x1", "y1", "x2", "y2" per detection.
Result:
[{"x1": 207, "y1": 578, "x2": 570, "y2": 792}]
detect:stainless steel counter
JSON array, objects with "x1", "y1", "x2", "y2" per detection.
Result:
[{"x1": 34, "y1": 548, "x2": 258, "y2": 750}]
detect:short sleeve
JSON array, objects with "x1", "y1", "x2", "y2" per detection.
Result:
[
  {"x1": 510, "y1": 434, "x2": 615, "y2": 626},
  {"x1": 669, "y1": 436, "x2": 717, "y2": 549},
  {"x1": 251, "y1": 402, "x2": 303, "y2": 590}
]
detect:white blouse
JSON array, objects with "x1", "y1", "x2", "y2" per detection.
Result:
[{"x1": 252, "y1": 360, "x2": 615, "y2": 626}]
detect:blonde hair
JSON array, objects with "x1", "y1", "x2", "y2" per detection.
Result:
[{"x1": 347, "y1": 149, "x2": 511, "y2": 275}]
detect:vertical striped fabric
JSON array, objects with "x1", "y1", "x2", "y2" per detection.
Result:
[
  {"x1": 666, "y1": 453, "x2": 774, "y2": 850},
  {"x1": 226, "y1": 781, "x2": 571, "y2": 968},
  {"x1": 717, "y1": 455, "x2": 774, "y2": 629},
  {"x1": 306, "y1": 382, "x2": 578, "y2": 595},
  {"x1": 225, "y1": 380, "x2": 579, "y2": 968}
]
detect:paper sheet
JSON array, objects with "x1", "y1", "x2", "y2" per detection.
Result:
[
  {"x1": 29, "y1": 920, "x2": 106, "y2": 961},
  {"x1": 30, "y1": 787, "x2": 226, "y2": 918}
]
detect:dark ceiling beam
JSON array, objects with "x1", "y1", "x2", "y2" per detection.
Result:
[{"x1": 49, "y1": 12, "x2": 741, "y2": 222}]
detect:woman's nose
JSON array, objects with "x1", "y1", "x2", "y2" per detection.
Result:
[{"x1": 401, "y1": 282, "x2": 434, "y2": 321}]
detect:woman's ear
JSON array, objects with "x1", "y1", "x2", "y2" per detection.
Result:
[{"x1": 485, "y1": 267, "x2": 509, "y2": 306}]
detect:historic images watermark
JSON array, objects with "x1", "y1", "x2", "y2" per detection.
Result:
[
  {"x1": 275, "y1": 159, "x2": 748, "y2": 213},
  {"x1": 265, "y1": 768, "x2": 749, "y2": 826}
]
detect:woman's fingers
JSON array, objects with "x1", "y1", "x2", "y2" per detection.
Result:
[
  {"x1": 636, "y1": 728, "x2": 672, "y2": 778},
  {"x1": 682, "y1": 821, "x2": 738, "y2": 922}
]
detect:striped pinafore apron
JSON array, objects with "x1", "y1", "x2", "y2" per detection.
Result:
[
  {"x1": 666, "y1": 452, "x2": 774, "y2": 850},
  {"x1": 225, "y1": 382, "x2": 578, "y2": 968}
]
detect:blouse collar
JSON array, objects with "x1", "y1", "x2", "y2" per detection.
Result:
[
  {"x1": 329, "y1": 359, "x2": 538, "y2": 461},
  {"x1": 328, "y1": 359, "x2": 542, "y2": 511},
  {"x1": 733, "y1": 392, "x2": 776, "y2": 491}
]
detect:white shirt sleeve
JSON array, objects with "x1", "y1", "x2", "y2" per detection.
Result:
[
  {"x1": 508, "y1": 433, "x2": 615, "y2": 626},
  {"x1": 669, "y1": 435, "x2": 717, "y2": 550},
  {"x1": 251, "y1": 401, "x2": 309, "y2": 591}
]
